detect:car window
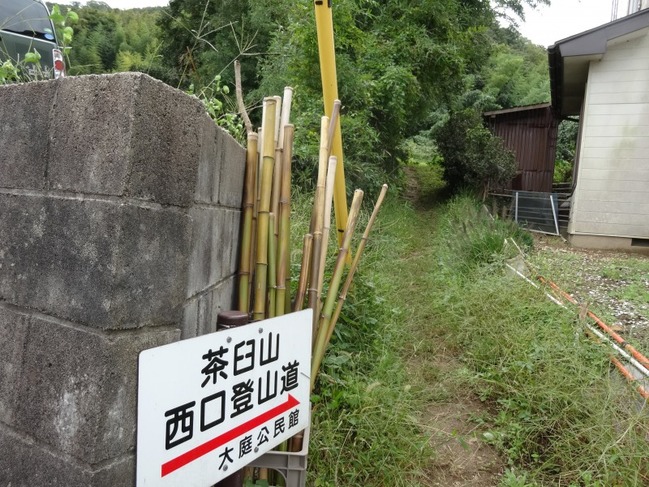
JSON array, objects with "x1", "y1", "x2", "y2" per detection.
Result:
[{"x1": 0, "y1": 0, "x2": 55, "y2": 42}]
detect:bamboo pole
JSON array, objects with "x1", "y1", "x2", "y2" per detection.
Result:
[
  {"x1": 311, "y1": 189, "x2": 364, "y2": 390},
  {"x1": 271, "y1": 95, "x2": 283, "y2": 224},
  {"x1": 253, "y1": 98, "x2": 277, "y2": 321},
  {"x1": 326, "y1": 100, "x2": 341, "y2": 156},
  {"x1": 294, "y1": 234, "x2": 313, "y2": 312},
  {"x1": 328, "y1": 184, "x2": 388, "y2": 343},
  {"x1": 238, "y1": 132, "x2": 259, "y2": 313},
  {"x1": 276, "y1": 125, "x2": 295, "y2": 316},
  {"x1": 314, "y1": 0, "x2": 349, "y2": 249},
  {"x1": 279, "y1": 88, "x2": 294, "y2": 151},
  {"x1": 315, "y1": 156, "x2": 338, "y2": 313},
  {"x1": 268, "y1": 213, "x2": 277, "y2": 319},
  {"x1": 308, "y1": 116, "x2": 330, "y2": 336}
]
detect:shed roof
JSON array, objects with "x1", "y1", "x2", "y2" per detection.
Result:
[
  {"x1": 483, "y1": 103, "x2": 551, "y2": 118},
  {"x1": 548, "y1": 9, "x2": 649, "y2": 118}
]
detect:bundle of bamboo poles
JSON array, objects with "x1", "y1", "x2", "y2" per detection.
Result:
[{"x1": 237, "y1": 91, "x2": 388, "y2": 391}]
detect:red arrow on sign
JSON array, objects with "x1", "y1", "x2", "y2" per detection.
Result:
[{"x1": 161, "y1": 394, "x2": 300, "y2": 477}]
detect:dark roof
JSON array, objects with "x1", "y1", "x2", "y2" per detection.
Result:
[
  {"x1": 483, "y1": 103, "x2": 551, "y2": 118},
  {"x1": 548, "y1": 9, "x2": 649, "y2": 117}
]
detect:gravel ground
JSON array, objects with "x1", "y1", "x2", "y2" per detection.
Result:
[{"x1": 527, "y1": 235, "x2": 649, "y2": 348}]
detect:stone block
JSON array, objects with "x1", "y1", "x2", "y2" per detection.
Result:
[
  {"x1": 10, "y1": 315, "x2": 178, "y2": 464},
  {"x1": 194, "y1": 118, "x2": 221, "y2": 204},
  {"x1": 197, "y1": 289, "x2": 215, "y2": 336},
  {"x1": 0, "y1": 427, "x2": 135, "y2": 487},
  {"x1": 128, "y1": 75, "x2": 206, "y2": 207},
  {"x1": 211, "y1": 276, "x2": 237, "y2": 321},
  {"x1": 187, "y1": 207, "x2": 231, "y2": 298},
  {"x1": 0, "y1": 81, "x2": 54, "y2": 189},
  {"x1": 48, "y1": 74, "x2": 136, "y2": 196},
  {"x1": 225, "y1": 209, "x2": 242, "y2": 277},
  {"x1": 0, "y1": 194, "x2": 191, "y2": 329},
  {"x1": 217, "y1": 130, "x2": 246, "y2": 208},
  {"x1": 0, "y1": 306, "x2": 29, "y2": 425},
  {"x1": 181, "y1": 298, "x2": 199, "y2": 340}
]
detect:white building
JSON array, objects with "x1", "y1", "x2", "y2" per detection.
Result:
[{"x1": 549, "y1": 9, "x2": 649, "y2": 251}]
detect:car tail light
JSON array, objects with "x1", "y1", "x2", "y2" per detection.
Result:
[{"x1": 53, "y1": 49, "x2": 65, "y2": 79}]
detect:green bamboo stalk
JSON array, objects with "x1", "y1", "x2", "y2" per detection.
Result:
[
  {"x1": 327, "y1": 184, "x2": 388, "y2": 345},
  {"x1": 268, "y1": 213, "x2": 277, "y2": 319},
  {"x1": 238, "y1": 133, "x2": 259, "y2": 313},
  {"x1": 276, "y1": 125, "x2": 295, "y2": 316},
  {"x1": 253, "y1": 98, "x2": 277, "y2": 322},
  {"x1": 293, "y1": 234, "x2": 313, "y2": 312},
  {"x1": 311, "y1": 190, "x2": 364, "y2": 390},
  {"x1": 308, "y1": 116, "x2": 330, "y2": 338}
]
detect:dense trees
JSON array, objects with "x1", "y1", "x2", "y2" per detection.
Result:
[{"x1": 59, "y1": 0, "x2": 552, "y2": 194}]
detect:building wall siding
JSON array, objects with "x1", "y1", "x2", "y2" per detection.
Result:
[{"x1": 569, "y1": 30, "x2": 649, "y2": 239}]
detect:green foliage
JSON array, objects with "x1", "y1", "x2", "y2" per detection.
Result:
[
  {"x1": 63, "y1": 4, "x2": 165, "y2": 77},
  {"x1": 0, "y1": 60, "x2": 20, "y2": 84},
  {"x1": 60, "y1": 0, "x2": 553, "y2": 196},
  {"x1": 553, "y1": 159, "x2": 572, "y2": 183},
  {"x1": 479, "y1": 27, "x2": 550, "y2": 109},
  {"x1": 187, "y1": 75, "x2": 245, "y2": 143},
  {"x1": 553, "y1": 120, "x2": 579, "y2": 183},
  {"x1": 435, "y1": 109, "x2": 517, "y2": 195}
]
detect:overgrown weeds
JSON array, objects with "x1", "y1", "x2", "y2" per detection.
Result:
[
  {"x1": 429, "y1": 195, "x2": 649, "y2": 485},
  {"x1": 305, "y1": 175, "x2": 648, "y2": 485},
  {"x1": 295, "y1": 190, "x2": 432, "y2": 486}
]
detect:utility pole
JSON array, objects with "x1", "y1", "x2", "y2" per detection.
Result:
[{"x1": 313, "y1": 0, "x2": 348, "y2": 248}]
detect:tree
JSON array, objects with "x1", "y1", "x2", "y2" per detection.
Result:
[{"x1": 435, "y1": 109, "x2": 516, "y2": 197}]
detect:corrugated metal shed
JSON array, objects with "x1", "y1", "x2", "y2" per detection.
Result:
[{"x1": 484, "y1": 103, "x2": 559, "y2": 193}]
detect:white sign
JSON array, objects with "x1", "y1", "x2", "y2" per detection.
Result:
[{"x1": 136, "y1": 309, "x2": 312, "y2": 487}]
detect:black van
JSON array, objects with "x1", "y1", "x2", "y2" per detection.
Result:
[{"x1": 0, "y1": 0, "x2": 65, "y2": 79}]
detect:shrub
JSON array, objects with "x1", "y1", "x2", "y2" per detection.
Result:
[{"x1": 435, "y1": 109, "x2": 516, "y2": 197}]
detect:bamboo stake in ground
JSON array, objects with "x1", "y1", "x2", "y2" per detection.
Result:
[
  {"x1": 238, "y1": 132, "x2": 259, "y2": 313},
  {"x1": 253, "y1": 98, "x2": 277, "y2": 321},
  {"x1": 294, "y1": 234, "x2": 313, "y2": 312},
  {"x1": 308, "y1": 116, "x2": 330, "y2": 336},
  {"x1": 276, "y1": 125, "x2": 295, "y2": 316},
  {"x1": 311, "y1": 189, "x2": 364, "y2": 390},
  {"x1": 327, "y1": 184, "x2": 388, "y2": 344}
]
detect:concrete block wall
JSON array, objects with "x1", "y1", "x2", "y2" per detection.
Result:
[{"x1": 0, "y1": 73, "x2": 245, "y2": 485}]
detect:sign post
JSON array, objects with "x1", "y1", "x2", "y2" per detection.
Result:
[{"x1": 136, "y1": 309, "x2": 313, "y2": 487}]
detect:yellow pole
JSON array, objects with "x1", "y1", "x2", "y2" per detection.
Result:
[{"x1": 314, "y1": 0, "x2": 348, "y2": 249}]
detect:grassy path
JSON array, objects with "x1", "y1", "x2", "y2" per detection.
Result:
[
  {"x1": 308, "y1": 169, "x2": 648, "y2": 485},
  {"x1": 370, "y1": 200, "x2": 504, "y2": 486}
]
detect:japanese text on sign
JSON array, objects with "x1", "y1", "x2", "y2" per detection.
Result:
[{"x1": 137, "y1": 310, "x2": 312, "y2": 487}]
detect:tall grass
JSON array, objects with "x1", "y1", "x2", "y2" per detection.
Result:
[
  {"x1": 429, "y1": 195, "x2": 649, "y2": 485},
  {"x1": 304, "y1": 181, "x2": 649, "y2": 486},
  {"x1": 290, "y1": 191, "x2": 432, "y2": 487}
]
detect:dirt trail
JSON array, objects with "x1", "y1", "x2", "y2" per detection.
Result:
[
  {"x1": 402, "y1": 166, "x2": 504, "y2": 485},
  {"x1": 422, "y1": 356, "x2": 503, "y2": 486}
]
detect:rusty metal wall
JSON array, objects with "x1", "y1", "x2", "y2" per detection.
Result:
[{"x1": 485, "y1": 105, "x2": 559, "y2": 193}]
